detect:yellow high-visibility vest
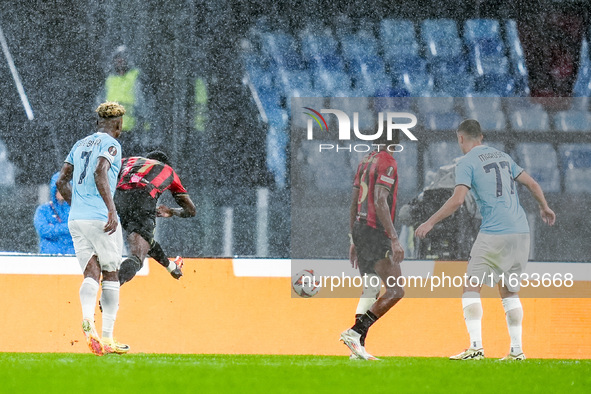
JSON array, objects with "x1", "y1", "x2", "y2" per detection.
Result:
[{"x1": 106, "y1": 68, "x2": 139, "y2": 131}]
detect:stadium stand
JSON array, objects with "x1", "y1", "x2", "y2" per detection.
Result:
[
  {"x1": 559, "y1": 144, "x2": 591, "y2": 193},
  {"x1": 514, "y1": 143, "x2": 561, "y2": 193}
]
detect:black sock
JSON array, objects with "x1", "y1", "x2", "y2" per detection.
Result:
[
  {"x1": 352, "y1": 311, "x2": 378, "y2": 338},
  {"x1": 119, "y1": 255, "x2": 142, "y2": 286},
  {"x1": 355, "y1": 314, "x2": 368, "y2": 346},
  {"x1": 148, "y1": 241, "x2": 169, "y2": 268}
]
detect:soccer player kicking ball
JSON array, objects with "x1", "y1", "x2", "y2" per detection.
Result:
[
  {"x1": 415, "y1": 119, "x2": 556, "y2": 361},
  {"x1": 57, "y1": 102, "x2": 130, "y2": 356},
  {"x1": 115, "y1": 151, "x2": 196, "y2": 285},
  {"x1": 340, "y1": 133, "x2": 405, "y2": 361}
]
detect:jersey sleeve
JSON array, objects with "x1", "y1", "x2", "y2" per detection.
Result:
[
  {"x1": 455, "y1": 157, "x2": 473, "y2": 189},
  {"x1": 99, "y1": 138, "x2": 120, "y2": 166},
  {"x1": 375, "y1": 155, "x2": 397, "y2": 191},
  {"x1": 509, "y1": 155, "x2": 525, "y2": 180},
  {"x1": 65, "y1": 145, "x2": 75, "y2": 165},
  {"x1": 169, "y1": 168, "x2": 188, "y2": 194}
]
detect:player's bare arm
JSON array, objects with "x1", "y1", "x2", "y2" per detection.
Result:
[
  {"x1": 374, "y1": 185, "x2": 404, "y2": 264},
  {"x1": 349, "y1": 187, "x2": 360, "y2": 269},
  {"x1": 94, "y1": 157, "x2": 118, "y2": 234},
  {"x1": 515, "y1": 171, "x2": 556, "y2": 226},
  {"x1": 157, "y1": 194, "x2": 197, "y2": 218},
  {"x1": 415, "y1": 185, "x2": 470, "y2": 239},
  {"x1": 56, "y1": 163, "x2": 74, "y2": 205}
]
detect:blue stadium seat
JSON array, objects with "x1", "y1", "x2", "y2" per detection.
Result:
[
  {"x1": 373, "y1": 95, "x2": 414, "y2": 112},
  {"x1": 341, "y1": 32, "x2": 380, "y2": 60},
  {"x1": 553, "y1": 111, "x2": 591, "y2": 132},
  {"x1": 388, "y1": 56, "x2": 428, "y2": 76},
  {"x1": 397, "y1": 72, "x2": 434, "y2": 96},
  {"x1": 417, "y1": 96, "x2": 454, "y2": 113},
  {"x1": 312, "y1": 70, "x2": 352, "y2": 95},
  {"x1": 421, "y1": 19, "x2": 463, "y2": 59},
  {"x1": 464, "y1": 95, "x2": 502, "y2": 114},
  {"x1": 300, "y1": 31, "x2": 340, "y2": 58},
  {"x1": 559, "y1": 143, "x2": 591, "y2": 193},
  {"x1": 474, "y1": 73, "x2": 515, "y2": 96},
  {"x1": 276, "y1": 70, "x2": 312, "y2": 96},
  {"x1": 380, "y1": 19, "x2": 420, "y2": 63},
  {"x1": 514, "y1": 143, "x2": 560, "y2": 193},
  {"x1": 509, "y1": 108, "x2": 550, "y2": 132},
  {"x1": 433, "y1": 73, "x2": 474, "y2": 96},
  {"x1": 464, "y1": 19, "x2": 502, "y2": 44},
  {"x1": 260, "y1": 32, "x2": 304, "y2": 70},
  {"x1": 468, "y1": 110, "x2": 507, "y2": 131},
  {"x1": 246, "y1": 65, "x2": 274, "y2": 90},
  {"x1": 307, "y1": 53, "x2": 346, "y2": 73},
  {"x1": 422, "y1": 112, "x2": 463, "y2": 131},
  {"x1": 348, "y1": 55, "x2": 386, "y2": 76},
  {"x1": 354, "y1": 70, "x2": 393, "y2": 96}
]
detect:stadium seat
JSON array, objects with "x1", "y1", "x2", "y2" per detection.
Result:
[
  {"x1": 354, "y1": 70, "x2": 394, "y2": 96},
  {"x1": 380, "y1": 19, "x2": 420, "y2": 63},
  {"x1": 307, "y1": 53, "x2": 347, "y2": 73},
  {"x1": 463, "y1": 95, "x2": 502, "y2": 114},
  {"x1": 474, "y1": 73, "x2": 515, "y2": 96},
  {"x1": 348, "y1": 55, "x2": 386, "y2": 76},
  {"x1": 468, "y1": 110, "x2": 507, "y2": 131},
  {"x1": 464, "y1": 19, "x2": 504, "y2": 56},
  {"x1": 388, "y1": 56, "x2": 428, "y2": 76},
  {"x1": 433, "y1": 73, "x2": 474, "y2": 96},
  {"x1": 340, "y1": 31, "x2": 380, "y2": 61},
  {"x1": 312, "y1": 70, "x2": 352, "y2": 95},
  {"x1": 260, "y1": 32, "x2": 304, "y2": 71},
  {"x1": 513, "y1": 143, "x2": 561, "y2": 193},
  {"x1": 509, "y1": 108, "x2": 550, "y2": 132},
  {"x1": 397, "y1": 72, "x2": 434, "y2": 96},
  {"x1": 417, "y1": 96, "x2": 454, "y2": 113},
  {"x1": 422, "y1": 112, "x2": 463, "y2": 132},
  {"x1": 420, "y1": 19, "x2": 463, "y2": 59},
  {"x1": 275, "y1": 70, "x2": 312, "y2": 96},
  {"x1": 300, "y1": 30, "x2": 340, "y2": 59},
  {"x1": 559, "y1": 143, "x2": 591, "y2": 193},
  {"x1": 553, "y1": 111, "x2": 591, "y2": 132}
]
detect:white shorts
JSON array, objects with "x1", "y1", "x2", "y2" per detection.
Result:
[
  {"x1": 467, "y1": 232, "x2": 530, "y2": 292},
  {"x1": 68, "y1": 220, "x2": 123, "y2": 273}
]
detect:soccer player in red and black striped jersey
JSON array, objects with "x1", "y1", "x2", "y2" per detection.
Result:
[
  {"x1": 340, "y1": 134, "x2": 405, "y2": 360},
  {"x1": 115, "y1": 150, "x2": 196, "y2": 285}
]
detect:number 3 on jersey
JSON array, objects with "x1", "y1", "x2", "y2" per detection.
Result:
[
  {"x1": 483, "y1": 160, "x2": 515, "y2": 197},
  {"x1": 78, "y1": 151, "x2": 91, "y2": 184}
]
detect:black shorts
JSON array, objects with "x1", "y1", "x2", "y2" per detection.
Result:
[
  {"x1": 114, "y1": 188, "x2": 157, "y2": 244},
  {"x1": 352, "y1": 221, "x2": 392, "y2": 276}
]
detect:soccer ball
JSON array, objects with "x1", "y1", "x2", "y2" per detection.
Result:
[{"x1": 291, "y1": 269, "x2": 320, "y2": 298}]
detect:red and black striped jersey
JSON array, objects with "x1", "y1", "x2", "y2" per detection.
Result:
[
  {"x1": 117, "y1": 156, "x2": 188, "y2": 199},
  {"x1": 353, "y1": 150, "x2": 398, "y2": 230}
]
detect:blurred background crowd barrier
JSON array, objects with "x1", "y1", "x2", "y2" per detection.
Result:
[{"x1": 0, "y1": 0, "x2": 590, "y2": 261}]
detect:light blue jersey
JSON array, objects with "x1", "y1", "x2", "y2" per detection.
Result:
[
  {"x1": 455, "y1": 145, "x2": 529, "y2": 234},
  {"x1": 65, "y1": 132, "x2": 121, "y2": 222}
]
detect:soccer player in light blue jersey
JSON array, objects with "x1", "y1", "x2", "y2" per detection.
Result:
[
  {"x1": 416, "y1": 119, "x2": 555, "y2": 361},
  {"x1": 56, "y1": 102, "x2": 129, "y2": 356}
]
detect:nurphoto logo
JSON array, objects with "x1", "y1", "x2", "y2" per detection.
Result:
[{"x1": 303, "y1": 107, "x2": 418, "y2": 153}]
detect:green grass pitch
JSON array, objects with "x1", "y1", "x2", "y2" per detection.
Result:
[{"x1": 0, "y1": 353, "x2": 589, "y2": 393}]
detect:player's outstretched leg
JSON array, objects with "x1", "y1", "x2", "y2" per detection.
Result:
[
  {"x1": 118, "y1": 255, "x2": 143, "y2": 285},
  {"x1": 450, "y1": 291, "x2": 485, "y2": 360},
  {"x1": 149, "y1": 241, "x2": 184, "y2": 279}
]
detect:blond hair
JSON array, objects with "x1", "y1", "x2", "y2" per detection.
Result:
[{"x1": 95, "y1": 101, "x2": 126, "y2": 119}]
